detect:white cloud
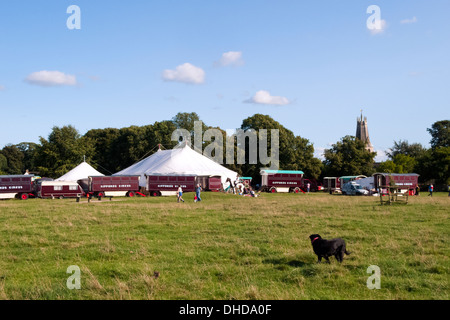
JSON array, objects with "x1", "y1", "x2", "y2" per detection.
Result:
[
  {"x1": 245, "y1": 90, "x2": 291, "y2": 106},
  {"x1": 216, "y1": 51, "x2": 244, "y2": 67},
  {"x1": 369, "y1": 19, "x2": 387, "y2": 35},
  {"x1": 25, "y1": 70, "x2": 77, "y2": 87},
  {"x1": 400, "y1": 16, "x2": 418, "y2": 24},
  {"x1": 162, "y1": 63, "x2": 205, "y2": 84}
]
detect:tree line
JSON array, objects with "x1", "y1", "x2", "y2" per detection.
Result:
[{"x1": 0, "y1": 113, "x2": 448, "y2": 186}]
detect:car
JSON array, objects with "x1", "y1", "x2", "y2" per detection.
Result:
[{"x1": 341, "y1": 182, "x2": 369, "y2": 196}]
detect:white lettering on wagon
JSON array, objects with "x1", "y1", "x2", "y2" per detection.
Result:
[
  {"x1": 99, "y1": 184, "x2": 132, "y2": 188},
  {"x1": 272, "y1": 181, "x2": 297, "y2": 185}
]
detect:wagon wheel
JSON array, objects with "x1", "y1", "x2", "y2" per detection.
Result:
[
  {"x1": 127, "y1": 191, "x2": 135, "y2": 197},
  {"x1": 269, "y1": 187, "x2": 277, "y2": 193}
]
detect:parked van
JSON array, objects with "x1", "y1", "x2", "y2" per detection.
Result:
[{"x1": 342, "y1": 182, "x2": 369, "y2": 196}]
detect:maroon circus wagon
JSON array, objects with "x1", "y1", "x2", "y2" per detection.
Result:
[
  {"x1": 146, "y1": 175, "x2": 197, "y2": 197},
  {"x1": 0, "y1": 175, "x2": 36, "y2": 200},
  {"x1": 260, "y1": 170, "x2": 304, "y2": 193},
  {"x1": 36, "y1": 180, "x2": 85, "y2": 199},
  {"x1": 78, "y1": 175, "x2": 141, "y2": 198},
  {"x1": 373, "y1": 173, "x2": 420, "y2": 194}
]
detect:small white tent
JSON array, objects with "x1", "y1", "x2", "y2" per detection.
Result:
[
  {"x1": 115, "y1": 145, "x2": 239, "y2": 187},
  {"x1": 56, "y1": 161, "x2": 104, "y2": 182}
]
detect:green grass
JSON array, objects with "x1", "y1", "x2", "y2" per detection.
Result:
[{"x1": 0, "y1": 192, "x2": 448, "y2": 300}]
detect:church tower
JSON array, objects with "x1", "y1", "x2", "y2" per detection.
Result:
[{"x1": 356, "y1": 112, "x2": 374, "y2": 153}]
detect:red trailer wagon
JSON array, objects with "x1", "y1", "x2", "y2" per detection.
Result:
[
  {"x1": 323, "y1": 177, "x2": 341, "y2": 194},
  {"x1": 373, "y1": 173, "x2": 419, "y2": 194},
  {"x1": 373, "y1": 173, "x2": 420, "y2": 204},
  {"x1": 0, "y1": 175, "x2": 35, "y2": 200},
  {"x1": 78, "y1": 175, "x2": 141, "y2": 198},
  {"x1": 146, "y1": 175, "x2": 197, "y2": 196},
  {"x1": 260, "y1": 170, "x2": 304, "y2": 193},
  {"x1": 36, "y1": 180, "x2": 85, "y2": 199},
  {"x1": 195, "y1": 175, "x2": 222, "y2": 191}
]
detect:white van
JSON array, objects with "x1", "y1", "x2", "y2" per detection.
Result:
[{"x1": 342, "y1": 182, "x2": 369, "y2": 196}]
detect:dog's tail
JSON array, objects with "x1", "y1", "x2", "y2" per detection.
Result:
[{"x1": 344, "y1": 249, "x2": 351, "y2": 255}]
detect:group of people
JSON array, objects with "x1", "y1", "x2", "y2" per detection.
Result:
[
  {"x1": 415, "y1": 184, "x2": 450, "y2": 197},
  {"x1": 176, "y1": 180, "x2": 450, "y2": 201},
  {"x1": 415, "y1": 184, "x2": 437, "y2": 197},
  {"x1": 225, "y1": 177, "x2": 259, "y2": 197},
  {"x1": 177, "y1": 184, "x2": 202, "y2": 203},
  {"x1": 177, "y1": 178, "x2": 260, "y2": 202}
]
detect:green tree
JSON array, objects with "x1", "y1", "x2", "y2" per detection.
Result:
[
  {"x1": 386, "y1": 140, "x2": 426, "y2": 159},
  {"x1": 172, "y1": 112, "x2": 202, "y2": 132},
  {"x1": 323, "y1": 135, "x2": 376, "y2": 177},
  {"x1": 146, "y1": 120, "x2": 178, "y2": 151},
  {"x1": 416, "y1": 147, "x2": 450, "y2": 184},
  {"x1": 16, "y1": 142, "x2": 39, "y2": 173},
  {"x1": 427, "y1": 120, "x2": 449, "y2": 149},
  {"x1": 0, "y1": 144, "x2": 25, "y2": 174},
  {"x1": 83, "y1": 120, "x2": 179, "y2": 174},
  {"x1": 291, "y1": 136, "x2": 322, "y2": 179},
  {"x1": 240, "y1": 114, "x2": 321, "y2": 181},
  {"x1": 0, "y1": 153, "x2": 7, "y2": 174},
  {"x1": 35, "y1": 125, "x2": 95, "y2": 178},
  {"x1": 414, "y1": 120, "x2": 450, "y2": 184},
  {"x1": 107, "y1": 126, "x2": 151, "y2": 172},
  {"x1": 83, "y1": 128, "x2": 121, "y2": 173},
  {"x1": 377, "y1": 160, "x2": 396, "y2": 173},
  {"x1": 378, "y1": 154, "x2": 416, "y2": 173}
]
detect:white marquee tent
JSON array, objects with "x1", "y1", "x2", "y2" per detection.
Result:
[
  {"x1": 56, "y1": 161, "x2": 104, "y2": 182},
  {"x1": 115, "y1": 145, "x2": 239, "y2": 187}
]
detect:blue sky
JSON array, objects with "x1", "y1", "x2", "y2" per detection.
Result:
[{"x1": 0, "y1": 0, "x2": 449, "y2": 161}]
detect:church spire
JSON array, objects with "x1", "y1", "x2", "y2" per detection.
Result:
[{"x1": 356, "y1": 111, "x2": 374, "y2": 153}]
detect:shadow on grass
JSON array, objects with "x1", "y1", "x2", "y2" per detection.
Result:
[{"x1": 263, "y1": 257, "x2": 307, "y2": 269}]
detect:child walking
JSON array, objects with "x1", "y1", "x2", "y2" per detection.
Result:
[{"x1": 177, "y1": 186, "x2": 185, "y2": 202}]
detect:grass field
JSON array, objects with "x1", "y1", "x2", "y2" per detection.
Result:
[{"x1": 0, "y1": 192, "x2": 448, "y2": 300}]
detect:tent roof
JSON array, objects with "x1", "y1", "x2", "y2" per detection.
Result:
[
  {"x1": 115, "y1": 145, "x2": 238, "y2": 184},
  {"x1": 56, "y1": 162, "x2": 104, "y2": 182}
]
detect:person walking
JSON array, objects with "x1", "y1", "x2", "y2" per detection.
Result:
[
  {"x1": 415, "y1": 185, "x2": 420, "y2": 196},
  {"x1": 177, "y1": 186, "x2": 185, "y2": 203},
  {"x1": 306, "y1": 182, "x2": 311, "y2": 193},
  {"x1": 428, "y1": 184, "x2": 434, "y2": 197},
  {"x1": 447, "y1": 184, "x2": 450, "y2": 197},
  {"x1": 195, "y1": 184, "x2": 202, "y2": 202}
]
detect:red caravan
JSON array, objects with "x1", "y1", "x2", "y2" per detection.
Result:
[
  {"x1": 0, "y1": 175, "x2": 35, "y2": 200},
  {"x1": 36, "y1": 180, "x2": 85, "y2": 199},
  {"x1": 146, "y1": 175, "x2": 196, "y2": 197},
  {"x1": 78, "y1": 176, "x2": 141, "y2": 198},
  {"x1": 146, "y1": 175, "x2": 222, "y2": 196},
  {"x1": 373, "y1": 173, "x2": 420, "y2": 193},
  {"x1": 260, "y1": 170, "x2": 304, "y2": 193}
]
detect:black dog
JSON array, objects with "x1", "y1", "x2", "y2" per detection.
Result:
[{"x1": 309, "y1": 234, "x2": 350, "y2": 263}]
